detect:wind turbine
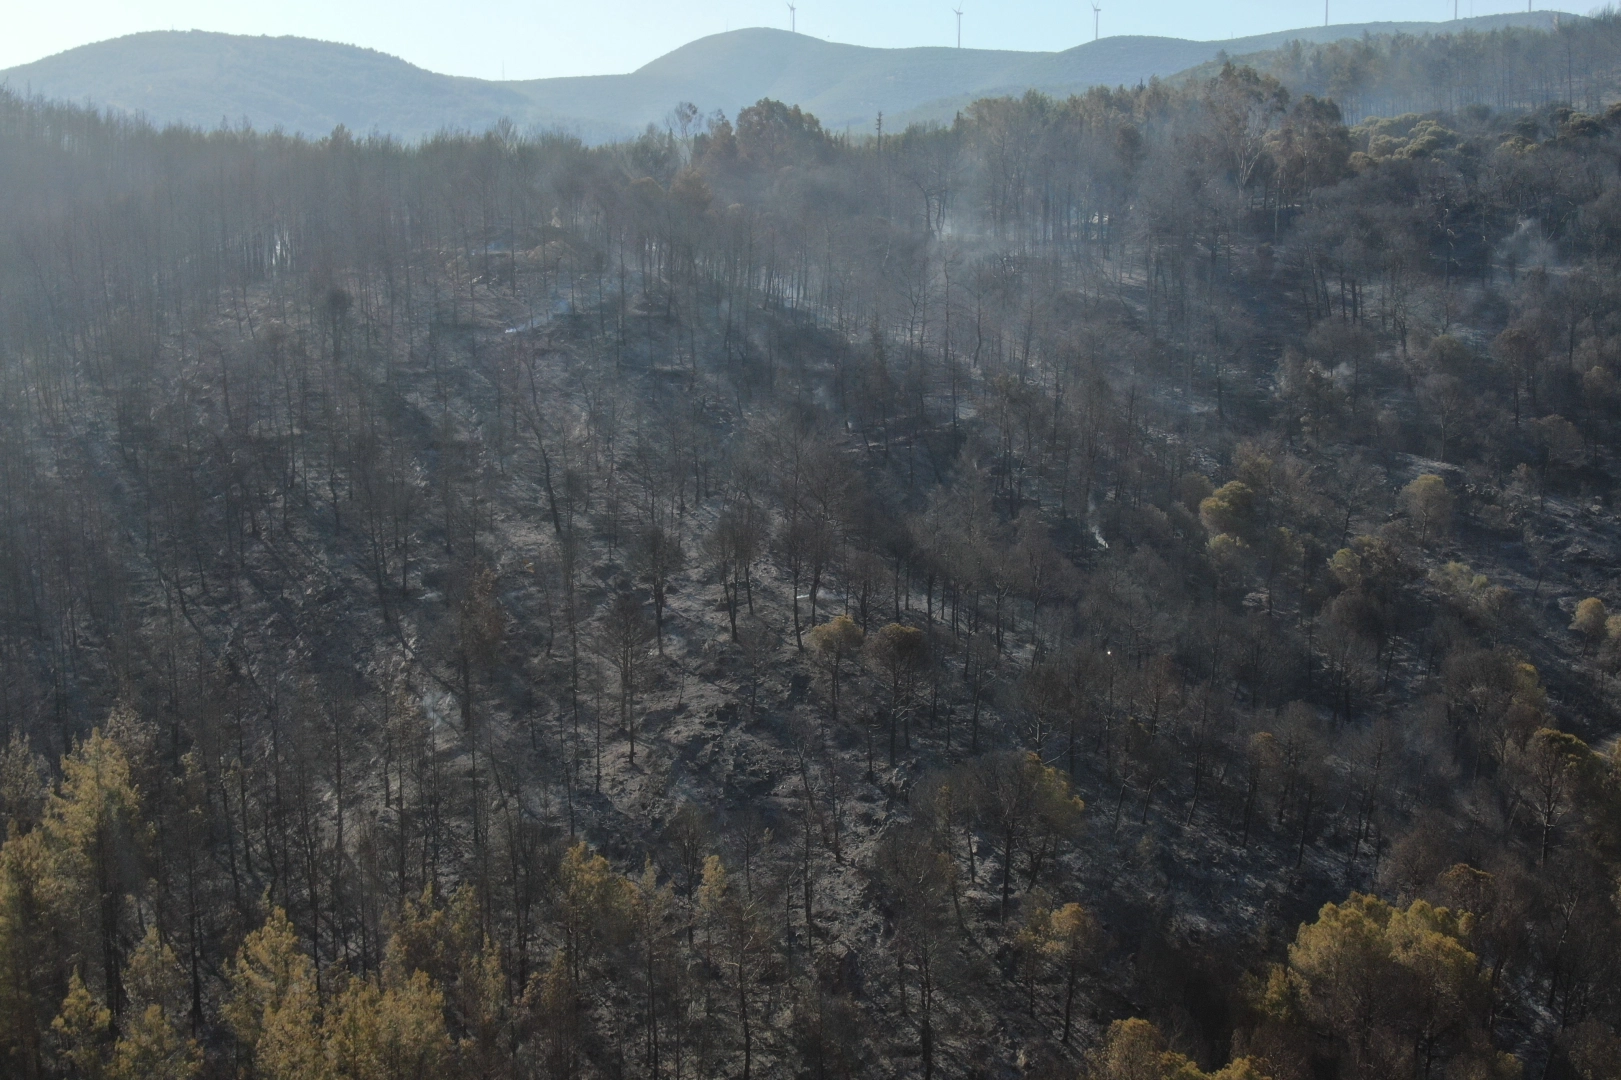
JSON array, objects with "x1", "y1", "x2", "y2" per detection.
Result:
[
  {"x1": 954, "y1": 6, "x2": 964, "y2": 48},
  {"x1": 1091, "y1": 1, "x2": 1101, "y2": 40},
  {"x1": 787, "y1": 2, "x2": 797, "y2": 33}
]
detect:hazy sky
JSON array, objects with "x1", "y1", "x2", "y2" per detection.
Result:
[{"x1": 4, "y1": 0, "x2": 1564, "y2": 79}]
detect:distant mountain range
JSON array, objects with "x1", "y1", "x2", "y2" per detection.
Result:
[{"x1": 0, "y1": 13, "x2": 1573, "y2": 143}]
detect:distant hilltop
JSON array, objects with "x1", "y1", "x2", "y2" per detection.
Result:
[{"x1": 0, "y1": 13, "x2": 1575, "y2": 143}]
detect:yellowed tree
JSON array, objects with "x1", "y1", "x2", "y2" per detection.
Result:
[
  {"x1": 0, "y1": 824, "x2": 53, "y2": 1078},
  {"x1": 454, "y1": 943, "x2": 508, "y2": 1076},
  {"x1": 1570, "y1": 598, "x2": 1608, "y2": 652},
  {"x1": 808, "y1": 615, "x2": 864, "y2": 720},
  {"x1": 1023, "y1": 758, "x2": 1087, "y2": 891},
  {"x1": 1561, "y1": 1021, "x2": 1621, "y2": 1080},
  {"x1": 40, "y1": 729, "x2": 148, "y2": 1018},
  {"x1": 325, "y1": 969, "x2": 451, "y2": 1080},
  {"x1": 1200, "y1": 480, "x2": 1260, "y2": 540},
  {"x1": 866, "y1": 623, "x2": 928, "y2": 763},
  {"x1": 224, "y1": 907, "x2": 324, "y2": 1080},
  {"x1": 1505, "y1": 727, "x2": 1594, "y2": 866},
  {"x1": 1401, "y1": 474, "x2": 1453, "y2": 546},
  {"x1": 628, "y1": 862, "x2": 678, "y2": 1079},
  {"x1": 325, "y1": 977, "x2": 383, "y2": 1080},
  {"x1": 1090, "y1": 1018, "x2": 1173, "y2": 1080},
  {"x1": 1012, "y1": 895, "x2": 1052, "y2": 1018},
  {"x1": 528, "y1": 951, "x2": 577, "y2": 1080},
  {"x1": 970, "y1": 752, "x2": 1085, "y2": 920},
  {"x1": 381, "y1": 884, "x2": 508, "y2": 1075},
  {"x1": 0, "y1": 731, "x2": 44, "y2": 835},
  {"x1": 698, "y1": 855, "x2": 772, "y2": 1080},
  {"x1": 447, "y1": 888, "x2": 507, "y2": 1077},
  {"x1": 106, "y1": 928, "x2": 201, "y2": 1080},
  {"x1": 52, "y1": 970, "x2": 111, "y2": 1080},
  {"x1": 1043, "y1": 902, "x2": 1100, "y2": 1044},
  {"x1": 382, "y1": 886, "x2": 451, "y2": 990},
  {"x1": 555, "y1": 843, "x2": 630, "y2": 988},
  {"x1": 382, "y1": 971, "x2": 453, "y2": 1080},
  {"x1": 1284, "y1": 894, "x2": 1489, "y2": 1080},
  {"x1": 1088, "y1": 1017, "x2": 1272, "y2": 1080},
  {"x1": 1603, "y1": 615, "x2": 1621, "y2": 686}
]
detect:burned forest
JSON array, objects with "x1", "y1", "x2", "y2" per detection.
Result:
[{"x1": 4, "y1": 21, "x2": 1621, "y2": 1080}]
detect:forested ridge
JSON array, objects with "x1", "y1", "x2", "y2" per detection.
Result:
[
  {"x1": 3, "y1": 24, "x2": 1621, "y2": 1080},
  {"x1": 1212, "y1": 12, "x2": 1621, "y2": 119}
]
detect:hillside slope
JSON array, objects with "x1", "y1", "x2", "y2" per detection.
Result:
[{"x1": 0, "y1": 12, "x2": 1572, "y2": 141}]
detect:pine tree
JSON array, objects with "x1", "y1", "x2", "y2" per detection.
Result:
[
  {"x1": 325, "y1": 968, "x2": 451, "y2": 1080},
  {"x1": 1043, "y1": 902, "x2": 1099, "y2": 1044},
  {"x1": 530, "y1": 951, "x2": 578, "y2": 1080},
  {"x1": 809, "y1": 616, "x2": 865, "y2": 720},
  {"x1": 1284, "y1": 894, "x2": 1488, "y2": 1080},
  {"x1": 107, "y1": 928, "x2": 201, "y2": 1080},
  {"x1": 1087, "y1": 1018, "x2": 1273, "y2": 1080},
  {"x1": 51, "y1": 970, "x2": 111, "y2": 1080},
  {"x1": 555, "y1": 843, "x2": 629, "y2": 987},
  {"x1": 0, "y1": 826, "x2": 52, "y2": 1079},
  {"x1": 629, "y1": 862, "x2": 678, "y2": 1080},
  {"x1": 698, "y1": 855, "x2": 772, "y2": 1080},
  {"x1": 225, "y1": 907, "x2": 325, "y2": 1080},
  {"x1": 40, "y1": 728, "x2": 148, "y2": 1018}
]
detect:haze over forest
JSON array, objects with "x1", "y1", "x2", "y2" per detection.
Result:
[
  {"x1": 0, "y1": 12, "x2": 1573, "y2": 140},
  {"x1": 3, "y1": 9, "x2": 1621, "y2": 1080}
]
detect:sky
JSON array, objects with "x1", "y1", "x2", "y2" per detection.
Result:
[{"x1": 3, "y1": 0, "x2": 1572, "y2": 80}]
